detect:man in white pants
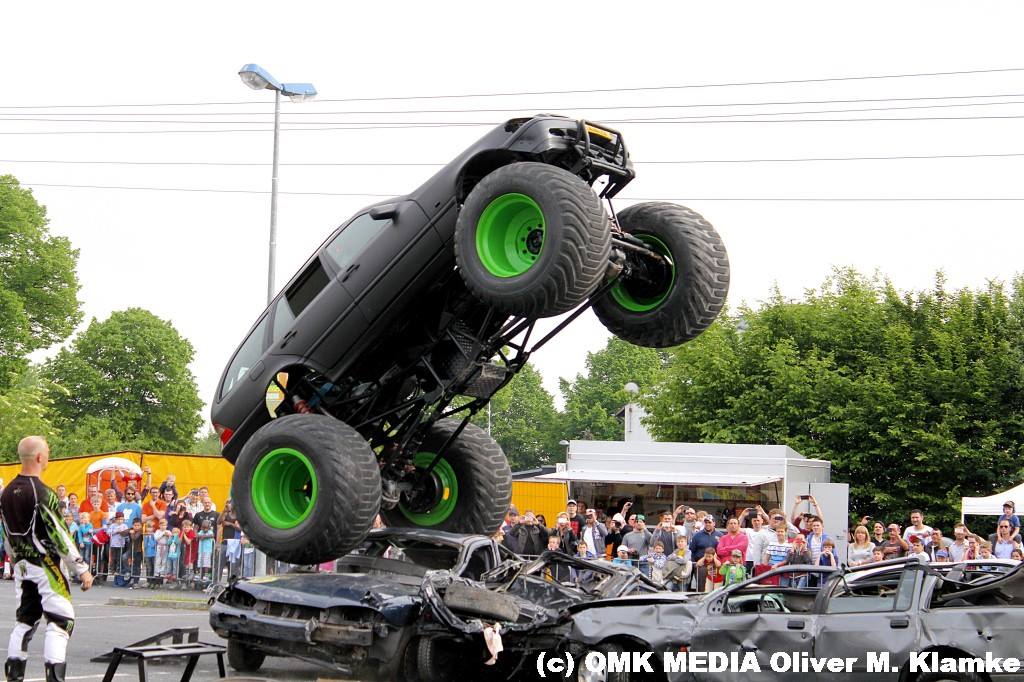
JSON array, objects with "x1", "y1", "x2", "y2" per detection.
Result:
[{"x1": 0, "y1": 437, "x2": 93, "y2": 682}]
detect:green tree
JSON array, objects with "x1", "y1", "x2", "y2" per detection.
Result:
[
  {"x1": 0, "y1": 368, "x2": 60, "y2": 462},
  {"x1": 645, "y1": 269, "x2": 1024, "y2": 529},
  {"x1": 471, "y1": 362, "x2": 561, "y2": 471},
  {"x1": 560, "y1": 337, "x2": 666, "y2": 441},
  {"x1": 0, "y1": 176, "x2": 82, "y2": 390},
  {"x1": 44, "y1": 308, "x2": 204, "y2": 452}
]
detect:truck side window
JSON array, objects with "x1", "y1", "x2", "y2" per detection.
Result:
[
  {"x1": 323, "y1": 213, "x2": 387, "y2": 272},
  {"x1": 220, "y1": 315, "x2": 269, "y2": 398}
]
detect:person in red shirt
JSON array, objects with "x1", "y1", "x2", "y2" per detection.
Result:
[
  {"x1": 180, "y1": 519, "x2": 198, "y2": 585},
  {"x1": 716, "y1": 517, "x2": 749, "y2": 565}
]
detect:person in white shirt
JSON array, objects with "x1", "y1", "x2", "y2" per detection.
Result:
[
  {"x1": 741, "y1": 513, "x2": 775, "y2": 573},
  {"x1": 907, "y1": 539, "x2": 931, "y2": 562},
  {"x1": 902, "y1": 510, "x2": 933, "y2": 548}
]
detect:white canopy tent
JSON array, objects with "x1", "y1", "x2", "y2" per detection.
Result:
[{"x1": 961, "y1": 483, "x2": 1024, "y2": 520}]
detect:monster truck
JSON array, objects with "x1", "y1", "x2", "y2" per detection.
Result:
[{"x1": 211, "y1": 115, "x2": 730, "y2": 565}]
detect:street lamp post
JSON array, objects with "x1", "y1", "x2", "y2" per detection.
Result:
[{"x1": 238, "y1": 64, "x2": 317, "y2": 305}]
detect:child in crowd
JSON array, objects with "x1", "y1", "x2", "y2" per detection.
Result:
[
  {"x1": 695, "y1": 547, "x2": 721, "y2": 592},
  {"x1": 144, "y1": 520, "x2": 158, "y2": 587},
  {"x1": 871, "y1": 548, "x2": 886, "y2": 563},
  {"x1": 978, "y1": 540, "x2": 994, "y2": 560},
  {"x1": 76, "y1": 512, "x2": 94, "y2": 574},
  {"x1": 1011, "y1": 548, "x2": 1024, "y2": 561},
  {"x1": 127, "y1": 518, "x2": 145, "y2": 588},
  {"x1": 181, "y1": 519, "x2": 198, "y2": 586},
  {"x1": 108, "y1": 512, "x2": 129, "y2": 580},
  {"x1": 154, "y1": 519, "x2": 171, "y2": 581},
  {"x1": 664, "y1": 538, "x2": 693, "y2": 592},
  {"x1": 197, "y1": 519, "x2": 216, "y2": 584},
  {"x1": 908, "y1": 539, "x2": 930, "y2": 562},
  {"x1": 166, "y1": 527, "x2": 181, "y2": 584},
  {"x1": 719, "y1": 549, "x2": 747, "y2": 586},
  {"x1": 612, "y1": 546, "x2": 632, "y2": 567},
  {"x1": 64, "y1": 512, "x2": 80, "y2": 583},
  {"x1": 644, "y1": 541, "x2": 668, "y2": 583}
]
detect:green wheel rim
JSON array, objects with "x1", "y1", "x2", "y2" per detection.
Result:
[
  {"x1": 398, "y1": 452, "x2": 459, "y2": 526},
  {"x1": 251, "y1": 448, "x2": 318, "y2": 529},
  {"x1": 475, "y1": 193, "x2": 545, "y2": 277},
  {"x1": 610, "y1": 234, "x2": 676, "y2": 312}
]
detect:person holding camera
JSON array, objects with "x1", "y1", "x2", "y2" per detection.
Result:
[{"x1": 651, "y1": 511, "x2": 678, "y2": 556}]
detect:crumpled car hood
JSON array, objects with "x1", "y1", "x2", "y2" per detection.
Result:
[{"x1": 231, "y1": 571, "x2": 421, "y2": 611}]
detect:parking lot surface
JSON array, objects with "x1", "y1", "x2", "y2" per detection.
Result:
[{"x1": 0, "y1": 583, "x2": 332, "y2": 681}]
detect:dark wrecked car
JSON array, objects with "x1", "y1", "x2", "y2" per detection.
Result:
[
  {"x1": 548, "y1": 558, "x2": 1024, "y2": 681},
  {"x1": 209, "y1": 527, "x2": 656, "y2": 680}
]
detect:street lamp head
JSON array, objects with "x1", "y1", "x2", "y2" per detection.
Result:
[
  {"x1": 238, "y1": 64, "x2": 282, "y2": 92},
  {"x1": 280, "y1": 83, "x2": 317, "y2": 103}
]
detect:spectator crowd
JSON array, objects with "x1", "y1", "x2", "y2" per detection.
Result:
[
  {"x1": 494, "y1": 495, "x2": 1024, "y2": 592},
  {"x1": 0, "y1": 468, "x2": 254, "y2": 590}
]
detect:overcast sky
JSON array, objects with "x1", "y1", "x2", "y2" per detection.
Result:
[{"x1": 4, "y1": 2, "x2": 1024, "y2": 426}]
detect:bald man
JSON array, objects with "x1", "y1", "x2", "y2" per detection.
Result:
[{"x1": 0, "y1": 437, "x2": 92, "y2": 682}]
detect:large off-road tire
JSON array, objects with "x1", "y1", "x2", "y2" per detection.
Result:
[
  {"x1": 233, "y1": 414, "x2": 381, "y2": 565},
  {"x1": 380, "y1": 419, "x2": 511, "y2": 536},
  {"x1": 227, "y1": 639, "x2": 265, "y2": 673},
  {"x1": 455, "y1": 162, "x2": 611, "y2": 318},
  {"x1": 594, "y1": 202, "x2": 729, "y2": 348}
]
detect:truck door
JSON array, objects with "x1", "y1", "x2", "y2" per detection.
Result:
[{"x1": 323, "y1": 202, "x2": 443, "y2": 323}]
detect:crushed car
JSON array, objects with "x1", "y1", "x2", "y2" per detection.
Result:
[
  {"x1": 209, "y1": 527, "x2": 657, "y2": 680},
  {"x1": 537, "y1": 558, "x2": 1024, "y2": 681}
]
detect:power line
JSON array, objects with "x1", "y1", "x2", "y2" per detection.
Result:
[
  {"x1": 5, "y1": 90, "x2": 1024, "y2": 116},
  {"x1": 6, "y1": 97, "x2": 1024, "y2": 126},
  {"x1": 6, "y1": 96, "x2": 1024, "y2": 126},
  {"x1": 3, "y1": 66, "x2": 1023, "y2": 109},
  {"x1": 5, "y1": 113, "x2": 1024, "y2": 135},
  {"x1": 16, "y1": 181, "x2": 1024, "y2": 201},
  {"x1": 4, "y1": 152, "x2": 1024, "y2": 167},
  {"x1": 19, "y1": 182, "x2": 395, "y2": 195}
]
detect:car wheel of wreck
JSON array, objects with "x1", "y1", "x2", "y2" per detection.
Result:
[
  {"x1": 380, "y1": 419, "x2": 511, "y2": 536},
  {"x1": 226, "y1": 639, "x2": 265, "y2": 673},
  {"x1": 577, "y1": 643, "x2": 633, "y2": 682},
  {"x1": 917, "y1": 672, "x2": 986, "y2": 682},
  {"x1": 233, "y1": 413, "x2": 381, "y2": 564},
  {"x1": 417, "y1": 636, "x2": 464, "y2": 682},
  {"x1": 455, "y1": 161, "x2": 611, "y2": 318},
  {"x1": 593, "y1": 201, "x2": 729, "y2": 348}
]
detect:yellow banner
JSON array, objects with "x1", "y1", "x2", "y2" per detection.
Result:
[{"x1": 0, "y1": 451, "x2": 234, "y2": 507}]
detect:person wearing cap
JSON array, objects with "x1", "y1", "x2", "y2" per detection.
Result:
[
  {"x1": 501, "y1": 508, "x2": 522, "y2": 554},
  {"x1": 622, "y1": 515, "x2": 653, "y2": 577},
  {"x1": 604, "y1": 514, "x2": 626, "y2": 558},
  {"x1": 719, "y1": 549, "x2": 747, "y2": 586},
  {"x1": 580, "y1": 509, "x2": 607, "y2": 563},
  {"x1": 880, "y1": 524, "x2": 909, "y2": 559},
  {"x1": 999, "y1": 501, "x2": 1021, "y2": 541},
  {"x1": 565, "y1": 500, "x2": 586, "y2": 537},
  {"x1": 612, "y1": 545, "x2": 632, "y2": 567},
  {"x1": 688, "y1": 515, "x2": 722, "y2": 562}
]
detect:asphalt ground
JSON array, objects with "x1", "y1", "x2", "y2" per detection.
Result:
[{"x1": 0, "y1": 581, "x2": 336, "y2": 681}]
